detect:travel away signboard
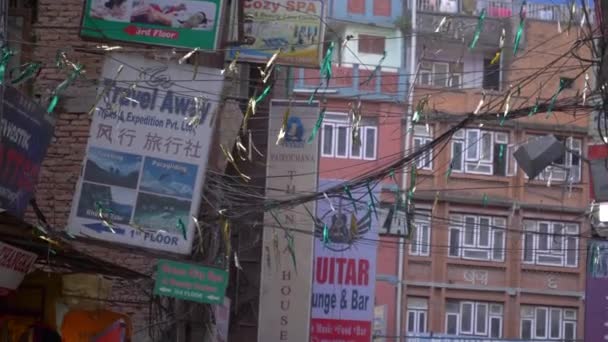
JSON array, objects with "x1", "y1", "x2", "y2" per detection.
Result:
[
  {"x1": 0, "y1": 85, "x2": 55, "y2": 218},
  {"x1": 154, "y1": 259, "x2": 228, "y2": 304},
  {"x1": 68, "y1": 53, "x2": 223, "y2": 254},
  {"x1": 80, "y1": 0, "x2": 224, "y2": 50}
]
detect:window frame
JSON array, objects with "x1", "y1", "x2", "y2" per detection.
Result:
[
  {"x1": 409, "y1": 211, "x2": 431, "y2": 256},
  {"x1": 413, "y1": 125, "x2": 433, "y2": 170},
  {"x1": 522, "y1": 220, "x2": 579, "y2": 268},
  {"x1": 533, "y1": 136, "x2": 582, "y2": 183},
  {"x1": 449, "y1": 214, "x2": 506, "y2": 262},
  {"x1": 417, "y1": 60, "x2": 463, "y2": 89},
  {"x1": 320, "y1": 118, "x2": 377, "y2": 160},
  {"x1": 521, "y1": 306, "x2": 577, "y2": 340},
  {"x1": 357, "y1": 33, "x2": 385, "y2": 55},
  {"x1": 452, "y1": 128, "x2": 510, "y2": 176},
  {"x1": 445, "y1": 300, "x2": 503, "y2": 338},
  {"x1": 363, "y1": 126, "x2": 378, "y2": 160}
]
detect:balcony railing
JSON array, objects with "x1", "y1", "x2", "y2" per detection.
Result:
[
  {"x1": 400, "y1": 334, "x2": 523, "y2": 342},
  {"x1": 416, "y1": 0, "x2": 594, "y2": 22}
]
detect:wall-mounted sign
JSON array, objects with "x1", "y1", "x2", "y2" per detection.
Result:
[
  {"x1": 258, "y1": 100, "x2": 320, "y2": 341},
  {"x1": 68, "y1": 53, "x2": 223, "y2": 254},
  {"x1": 228, "y1": 0, "x2": 324, "y2": 68},
  {"x1": 154, "y1": 259, "x2": 228, "y2": 304},
  {"x1": 0, "y1": 85, "x2": 55, "y2": 218},
  {"x1": 585, "y1": 239, "x2": 608, "y2": 342},
  {"x1": 80, "y1": 0, "x2": 224, "y2": 50},
  {"x1": 0, "y1": 241, "x2": 37, "y2": 290},
  {"x1": 310, "y1": 179, "x2": 379, "y2": 342}
]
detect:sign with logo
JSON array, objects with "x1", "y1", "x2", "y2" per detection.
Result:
[
  {"x1": 310, "y1": 179, "x2": 378, "y2": 342},
  {"x1": 0, "y1": 241, "x2": 37, "y2": 290},
  {"x1": 80, "y1": 0, "x2": 224, "y2": 50},
  {"x1": 154, "y1": 259, "x2": 228, "y2": 304},
  {"x1": 0, "y1": 86, "x2": 55, "y2": 218},
  {"x1": 585, "y1": 239, "x2": 608, "y2": 342},
  {"x1": 68, "y1": 53, "x2": 223, "y2": 254},
  {"x1": 228, "y1": 0, "x2": 324, "y2": 68},
  {"x1": 259, "y1": 100, "x2": 319, "y2": 342}
]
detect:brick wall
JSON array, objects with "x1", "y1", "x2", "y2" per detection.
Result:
[{"x1": 28, "y1": 0, "x2": 156, "y2": 340}]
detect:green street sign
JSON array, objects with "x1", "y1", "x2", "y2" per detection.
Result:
[
  {"x1": 154, "y1": 259, "x2": 228, "y2": 304},
  {"x1": 80, "y1": 0, "x2": 224, "y2": 50}
]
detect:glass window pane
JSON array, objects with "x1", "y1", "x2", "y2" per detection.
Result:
[
  {"x1": 421, "y1": 225, "x2": 430, "y2": 255},
  {"x1": 464, "y1": 217, "x2": 476, "y2": 246},
  {"x1": 365, "y1": 128, "x2": 376, "y2": 159},
  {"x1": 536, "y1": 308, "x2": 547, "y2": 338},
  {"x1": 479, "y1": 217, "x2": 490, "y2": 246},
  {"x1": 418, "y1": 312, "x2": 426, "y2": 333},
  {"x1": 480, "y1": 132, "x2": 492, "y2": 162},
  {"x1": 337, "y1": 126, "x2": 348, "y2": 157},
  {"x1": 449, "y1": 229, "x2": 460, "y2": 257},
  {"x1": 550, "y1": 309, "x2": 561, "y2": 338},
  {"x1": 322, "y1": 124, "x2": 333, "y2": 155},
  {"x1": 552, "y1": 223, "x2": 564, "y2": 252},
  {"x1": 564, "y1": 322, "x2": 575, "y2": 341},
  {"x1": 351, "y1": 128, "x2": 361, "y2": 157},
  {"x1": 452, "y1": 141, "x2": 463, "y2": 171},
  {"x1": 461, "y1": 303, "x2": 473, "y2": 333},
  {"x1": 539, "y1": 223, "x2": 549, "y2": 251},
  {"x1": 566, "y1": 237, "x2": 577, "y2": 266},
  {"x1": 476, "y1": 303, "x2": 487, "y2": 334},
  {"x1": 466, "y1": 130, "x2": 480, "y2": 160},
  {"x1": 493, "y1": 231, "x2": 504, "y2": 261},
  {"x1": 490, "y1": 317, "x2": 501, "y2": 338},
  {"x1": 407, "y1": 311, "x2": 416, "y2": 333},
  {"x1": 446, "y1": 314, "x2": 458, "y2": 334},
  {"x1": 410, "y1": 226, "x2": 419, "y2": 254},
  {"x1": 521, "y1": 320, "x2": 532, "y2": 339},
  {"x1": 524, "y1": 232, "x2": 534, "y2": 262}
]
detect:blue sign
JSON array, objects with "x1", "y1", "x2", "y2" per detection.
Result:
[{"x1": 0, "y1": 85, "x2": 55, "y2": 217}]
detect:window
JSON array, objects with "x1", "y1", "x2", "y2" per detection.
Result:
[
  {"x1": 522, "y1": 220, "x2": 579, "y2": 267},
  {"x1": 534, "y1": 136, "x2": 582, "y2": 183},
  {"x1": 373, "y1": 0, "x2": 391, "y2": 16},
  {"x1": 407, "y1": 298, "x2": 428, "y2": 335},
  {"x1": 347, "y1": 0, "x2": 365, "y2": 14},
  {"x1": 560, "y1": 77, "x2": 575, "y2": 89},
  {"x1": 445, "y1": 300, "x2": 503, "y2": 338},
  {"x1": 410, "y1": 211, "x2": 431, "y2": 256},
  {"x1": 483, "y1": 57, "x2": 500, "y2": 91},
  {"x1": 358, "y1": 34, "x2": 385, "y2": 55},
  {"x1": 418, "y1": 61, "x2": 463, "y2": 89},
  {"x1": 413, "y1": 125, "x2": 433, "y2": 170},
  {"x1": 451, "y1": 129, "x2": 509, "y2": 176},
  {"x1": 521, "y1": 306, "x2": 577, "y2": 341},
  {"x1": 448, "y1": 214, "x2": 506, "y2": 262},
  {"x1": 321, "y1": 118, "x2": 377, "y2": 160}
]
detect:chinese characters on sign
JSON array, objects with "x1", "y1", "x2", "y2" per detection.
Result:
[{"x1": 68, "y1": 53, "x2": 224, "y2": 254}]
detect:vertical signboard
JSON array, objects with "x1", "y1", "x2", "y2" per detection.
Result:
[
  {"x1": 0, "y1": 241, "x2": 37, "y2": 291},
  {"x1": 211, "y1": 297, "x2": 231, "y2": 342},
  {"x1": 259, "y1": 100, "x2": 319, "y2": 341},
  {"x1": 373, "y1": 305, "x2": 387, "y2": 342},
  {"x1": 68, "y1": 53, "x2": 223, "y2": 254},
  {"x1": 585, "y1": 239, "x2": 608, "y2": 342},
  {"x1": 0, "y1": 86, "x2": 56, "y2": 218},
  {"x1": 228, "y1": 0, "x2": 324, "y2": 68},
  {"x1": 310, "y1": 180, "x2": 378, "y2": 342}
]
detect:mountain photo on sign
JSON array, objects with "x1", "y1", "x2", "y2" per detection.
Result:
[{"x1": 130, "y1": 0, "x2": 216, "y2": 30}]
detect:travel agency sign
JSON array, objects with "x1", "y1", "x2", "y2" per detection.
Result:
[{"x1": 68, "y1": 53, "x2": 223, "y2": 254}]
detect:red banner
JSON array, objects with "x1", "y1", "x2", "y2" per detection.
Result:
[{"x1": 310, "y1": 318, "x2": 371, "y2": 342}]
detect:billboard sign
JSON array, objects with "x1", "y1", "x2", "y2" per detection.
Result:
[
  {"x1": 258, "y1": 100, "x2": 320, "y2": 342},
  {"x1": 0, "y1": 241, "x2": 37, "y2": 290},
  {"x1": 584, "y1": 239, "x2": 608, "y2": 342},
  {"x1": 0, "y1": 85, "x2": 55, "y2": 218},
  {"x1": 80, "y1": 0, "x2": 224, "y2": 50},
  {"x1": 68, "y1": 53, "x2": 223, "y2": 254},
  {"x1": 310, "y1": 179, "x2": 379, "y2": 342},
  {"x1": 228, "y1": 0, "x2": 324, "y2": 68},
  {"x1": 154, "y1": 259, "x2": 228, "y2": 304}
]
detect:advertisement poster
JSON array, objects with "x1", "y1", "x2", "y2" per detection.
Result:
[
  {"x1": 154, "y1": 259, "x2": 228, "y2": 304},
  {"x1": 259, "y1": 100, "x2": 320, "y2": 342},
  {"x1": 310, "y1": 179, "x2": 378, "y2": 342},
  {"x1": 80, "y1": 0, "x2": 224, "y2": 50},
  {"x1": 0, "y1": 85, "x2": 55, "y2": 218},
  {"x1": 228, "y1": 0, "x2": 324, "y2": 67},
  {"x1": 584, "y1": 239, "x2": 608, "y2": 342},
  {"x1": 0, "y1": 241, "x2": 37, "y2": 290},
  {"x1": 68, "y1": 53, "x2": 223, "y2": 254}
]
